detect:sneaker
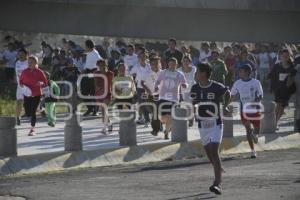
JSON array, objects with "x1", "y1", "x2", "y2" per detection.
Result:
[
  {"x1": 92, "y1": 111, "x2": 99, "y2": 116},
  {"x1": 83, "y1": 110, "x2": 92, "y2": 117},
  {"x1": 101, "y1": 127, "x2": 107, "y2": 134},
  {"x1": 209, "y1": 185, "x2": 222, "y2": 195},
  {"x1": 151, "y1": 130, "x2": 158, "y2": 136},
  {"x1": 16, "y1": 117, "x2": 21, "y2": 126},
  {"x1": 136, "y1": 118, "x2": 145, "y2": 125},
  {"x1": 144, "y1": 122, "x2": 150, "y2": 128},
  {"x1": 108, "y1": 124, "x2": 113, "y2": 132},
  {"x1": 48, "y1": 122, "x2": 55, "y2": 127},
  {"x1": 251, "y1": 150, "x2": 257, "y2": 159},
  {"x1": 164, "y1": 131, "x2": 169, "y2": 140},
  {"x1": 28, "y1": 129, "x2": 36, "y2": 136}
]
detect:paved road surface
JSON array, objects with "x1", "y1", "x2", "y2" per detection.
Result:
[{"x1": 0, "y1": 149, "x2": 299, "y2": 200}]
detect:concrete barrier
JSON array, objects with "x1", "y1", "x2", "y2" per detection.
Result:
[
  {"x1": 0, "y1": 117, "x2": 17, "y2": 157},
  {"x1": 119, "y1": 110, "x2": 137, "y2": 146},
  {"x1": 171, "y1": 107, "x2": 188, "y2": 142},
  {"x1": 64, "y1": 114, "x2": 82, "y2": 151},
  {"x1": 261, "y1": 101, "x2": 276, "y2": 134},
  {"x1": 223, "y1": 105, "x2": 234, "y2": 137}
]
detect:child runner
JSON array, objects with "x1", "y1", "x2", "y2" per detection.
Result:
[
  {"x1": 178, "y1": 53, "x2": 196, "y2": 127},
  {"x1": 15, "y1": 48, "x2": 28, "y2": 125},
  {"x1": 94, "y1": 59, "x2": 114, "y2": 134},
  {"x1": 230, "y1": 64, "x2": 263, "y2": 158},
  {"x1": 44, "y1": 72, "x2": 60, "y2": 127},
  {"x1": 191, "y1": 63, "x2": 230, "y2": 195}
]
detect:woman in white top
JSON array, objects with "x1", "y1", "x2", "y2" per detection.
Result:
[
  {"x1": 178, "y1": 54, "x2": 196, "y2": 127},
  {"x1": 154, "y1": 57, "x2": 188, "y2": 139}
]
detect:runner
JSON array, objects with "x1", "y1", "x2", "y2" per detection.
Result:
[
  {"x1": 19, "y1": 56, "x2": 48, "y2": 136},
  {"x1": 230, "y1": 64, "x2": 263, "y2": 158},
  {"x1": 178, "y1": 53, "x2": 196, "y2": 127},
  {"x1": 154, "y1": 57, "x2": 188, "y2": 139},
  {"x1": 130, "y1": 51, "x2": 151, "y2": 126},
  {"x1": 190, "y1": 63, "x2": 230, "y2": 195},
  {"x1": 44, "y1": 72, "x2": 60, "y2": 127},
  {"x1": 112, "y1": 63, "x2": 136, "y2": 110},
  {"x1": 141, "y1": 56, "x2": 162, "y2": 136},
  {"x1": 15, "y1": 48, "x2": 28, "y2": 125},
  {"x1": 94, "y1": 59, "x2": 114, "y2": 134},
  {"x1": 269, "y1": 49, "x2": 297, "y2": 129}
]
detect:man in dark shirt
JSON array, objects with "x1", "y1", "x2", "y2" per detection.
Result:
[
  {"x1": 164, "y1": 38, "x2": 183, "y2": 67},
  {"x1": 191, "y1": 63, "x2": 230, "y2": 195}
]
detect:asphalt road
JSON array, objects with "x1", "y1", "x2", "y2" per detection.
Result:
[{"x1": 0, "y1": 149, "x2": 299, "y2": 200}]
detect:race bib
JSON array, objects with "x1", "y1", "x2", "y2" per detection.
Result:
[
  {"x1": 201, "y1": 120, "x2": 216, "y2": 129},
  {"x1": 279, "y1": 73, "x2": 288, "y2": 81}
]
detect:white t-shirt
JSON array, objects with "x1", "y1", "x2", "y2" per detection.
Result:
[
  {"x1": 141, "y1": 69, "x2": 161, "y2": 94},
  {"x1": 15, "y1": 60, "x2": 28, "y2": 85},
  {"x1": 124, "y1": 54, "x2": 138, "y2": 74},
  {"x1": 84, "y1": 49, "x2": 102, "y2": 70},
  {"x1": 231, "y1": 78, "x2": 263, "y2": 113},
  {"x1": 131, "y1": 63, "x2": 151, "y2": 89},
  {"x1": 258, "y1": 52, "x2": 270, "y2": 69},
  {"x1": 199, "y1": 50, "x2": 211, "y2": 63},
  {"x1": 178, "y1": 66, "x2": 196, "y2": 94},
  {"x1": 2, "y1": 50, "x2": 18, "y2": 68},
  {"x1": 155, "y1": 69, "x2": 187, "y2": 102}
]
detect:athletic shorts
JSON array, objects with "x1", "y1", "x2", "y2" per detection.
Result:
[
  {"x1": 198, "y1": 120, "x2": 223, "y2": 146},
  {"x1": 241, "y1": 112, "x2": 261, "y2": 129},
  {"x1": 16, "y1": 85, "x2": 24, "y2": 100},
  {"x1": 274, "y1": 89, "x2": 292, "y2": 108}
]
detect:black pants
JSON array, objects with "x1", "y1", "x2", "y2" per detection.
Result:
[
  {"x1": 24, "y1": 96, "x2": 41, "y2": 127},
  {"x1": 144, "y1": 95, "x2": 162, "y2": 133},
  {"x1": 81, "y1": 71, "x2": 97, "y2": 113}
]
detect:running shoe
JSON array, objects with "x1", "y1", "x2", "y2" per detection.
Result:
[
  {"x1": 251, "y1": 150, "x2": 257, "y2": 158},
  {"x1": 209, "y1": 185, "x2": 222, "y2": 195},
  {"x1": 16, "y1": 117, "x2": 21, "y2": 126},
  {"x1": 108, "y1": 124, "x2": 113, "y2": 132},
  {"x1": 28, "y1": 129, "x2": 36, "y2": 136}
]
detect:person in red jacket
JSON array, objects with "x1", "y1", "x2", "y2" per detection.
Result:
[{"x1": 20, "y1": 56, "x2": 48, "y2": 136}]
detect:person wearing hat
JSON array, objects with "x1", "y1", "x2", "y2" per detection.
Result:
[
  {"x1": 44, "y1": 71, "x2": 60, "y2": 127},
  {"x1": 234, "y1": 50, "x2": 257, "y2": 81},
  {"x1": 191, "y1": 62, "x2": 231, "y2": 195},
  {"x1": 209, "y1": 49, "x2": 228, "y2": 85},
  {"x1": 108, "y1": 49, "x2": 123, "y2": 75},
  {"x1": 230, "y1": 64, "x2": 263, "y2": 159}
]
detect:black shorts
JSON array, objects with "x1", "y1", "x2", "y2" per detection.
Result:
[
  {"x1": 274, "y1": 89, "x2": 292, "y2": 107},
  {"x1": 159, "y1": 99, "x2": 176, "y2": 116}
]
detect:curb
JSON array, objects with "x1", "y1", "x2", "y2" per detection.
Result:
[{"x1": 0, "y1": 133, "x2": 299, "y2": 177}]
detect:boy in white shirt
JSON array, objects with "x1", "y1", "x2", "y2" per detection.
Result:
[
  {"x1": 230, "y1": 64, "x2": 263, "y2": 158},
  {"x1": 141, "y1": 56, "x2": 162, "y2": 135},
  {"x1": 15, "y1": 48, "x2": 29, "y2": 125},
  {"x1": 123, "y1": 44, "x2": 138, "y2": 74}
]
